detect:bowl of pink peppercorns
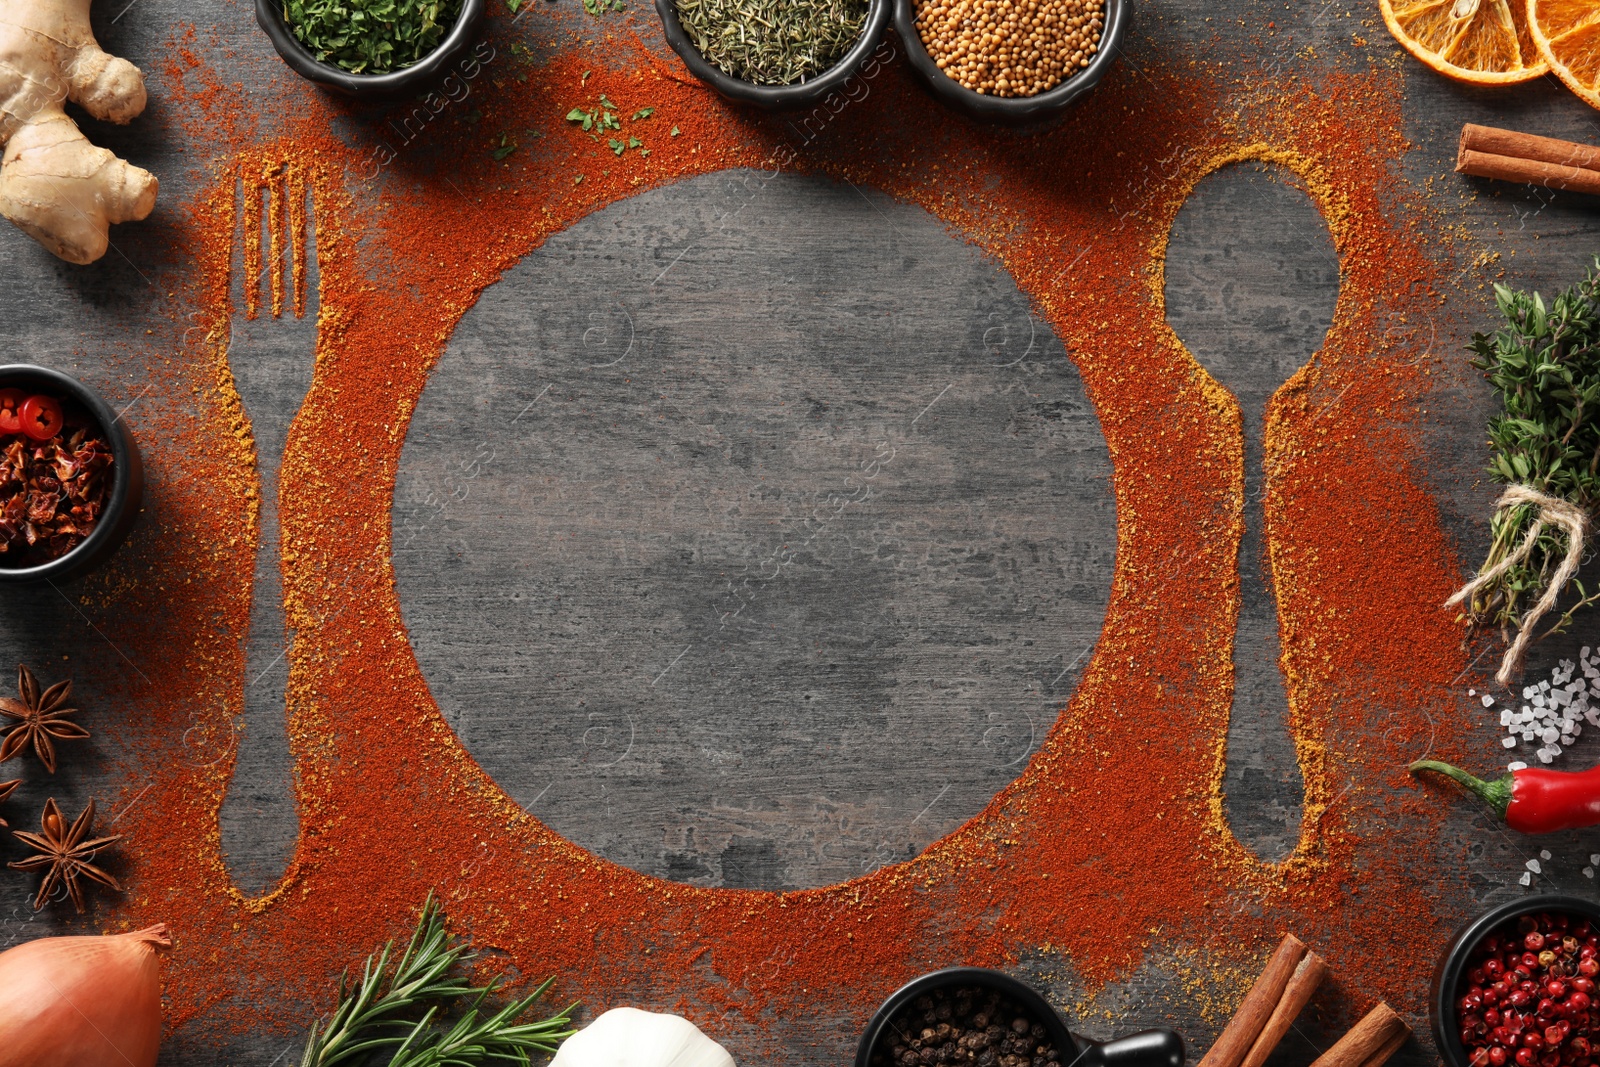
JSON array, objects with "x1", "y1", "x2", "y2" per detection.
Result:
[{"x1": 1435, "y1": 898, "x2": 1600, "y2": 1067}]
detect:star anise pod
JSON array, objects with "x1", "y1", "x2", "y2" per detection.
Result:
[
  {"x1": 0, "y1": 663, "x2": 88, "y2": 773},
  {"x1": 0, "y1": 778, "x2": 17, "y2": 828},
  {"x1": 9, "y1": 797, "x2": 122, "y2": 913}
]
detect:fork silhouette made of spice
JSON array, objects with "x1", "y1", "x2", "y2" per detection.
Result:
[{"x1": 219, "y1": 163, "x2": 317, "y2": 893}]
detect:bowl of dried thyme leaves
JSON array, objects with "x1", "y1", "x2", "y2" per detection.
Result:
[
  {"x1": 257, "y1": 0, "x2": 487, "y2": 97},
  {"x1": 656, "y1": 0, "x2": 892, "y2": 108}
]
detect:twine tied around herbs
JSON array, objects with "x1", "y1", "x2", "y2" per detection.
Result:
[{"x1": 1446, "y1": 484, "x2": 1591, "y2": 687}]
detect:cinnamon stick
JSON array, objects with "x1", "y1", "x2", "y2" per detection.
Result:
[
  {"x1": 1462, "y1": 123, "x2": 1600, "y2": 172},
  {"x1": 1457, "y1": 123, "x2": 1600, "y2": 196},
  {"x1": 1356, "y1": 1027, "x2": 1410, "y2": 1067},
  {"x1": 1238, "y1": 952, "x2": 1329, "y2": 1067},
  {"x1": 1308, "y1": 1002, "x2": 1410, "y2": 1067},
  {"x1": 1198, "y1": 935, "x2": 1308, "y2": 1067}
]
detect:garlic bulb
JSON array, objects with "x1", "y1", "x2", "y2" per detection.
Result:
[{"x1": 550, "y1": 1007, "x2": 736, "y2": 1067}]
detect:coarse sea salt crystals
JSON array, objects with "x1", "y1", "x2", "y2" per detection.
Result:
[
  {"x1": 1529, "y1": 858, "x2": 1543, "y2": 873},
  {"x1": 1522, "y1": 871, "x2": 1535, "y2": 885},
  {"x1": 1496, "y1": 656, "x2": 1600, "y2": 762}
]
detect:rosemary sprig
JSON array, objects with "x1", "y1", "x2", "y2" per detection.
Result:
[
  {"x1": 299, "y1": 893, "x2": 574, "y2": 1067},
  {"x1": 301, "y1": 893, "x2": 475, "y2": 1067},
  {"x1": 672, "y1": 0, "x2": 868, "y2": 85},
  {"x1": 388, "y1": 978, "x2": 576, "y2": 1067},
  {"x1": 1461, "y1": 258, "x2": 1600, "y2": 642}
]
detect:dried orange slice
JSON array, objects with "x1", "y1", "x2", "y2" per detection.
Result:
[
  {"x1": 1529, "y1": 0, "x2": 1600, "y2": 108},
  {"x1": 1381, "y1": 0, "x2": 1548, "y2": 84}
]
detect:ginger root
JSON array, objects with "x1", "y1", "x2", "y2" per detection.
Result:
[{"x1": 0, "y1": 0, "x2": 158, "y2": 264}]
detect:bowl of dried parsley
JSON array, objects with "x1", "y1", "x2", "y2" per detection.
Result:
[
  {"x1": 0, "y1": 365, "x2": 143, "y2": 583},
  {"x1": 256, "y1": 0, "x2": 487, "y2": 97},
  {"x1": 656, "y1": 0, "x2": 893, "y2": 108},
  {"x1": 894, "y1": 0, "x2": 1127, "y2": 126}
]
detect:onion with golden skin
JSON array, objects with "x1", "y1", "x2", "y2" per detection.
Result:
[{"x1": 0, "y1": 924, "x2": 171, "y2": 1067}]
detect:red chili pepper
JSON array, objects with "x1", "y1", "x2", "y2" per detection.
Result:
[
  {"x1": 18, "y1": 395, "x2": 62, "y2": 442},
  {"x1": 0, "y1": 389, "x2": 25, "y2": 435},
  {"x1": 1411, "y1": 759, "x2": 1600, "y2": 834}
]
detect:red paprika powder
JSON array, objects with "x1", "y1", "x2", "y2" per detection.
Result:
[{"x1": 71, "y1": 17, "x2": 1485, "y2": 1061}]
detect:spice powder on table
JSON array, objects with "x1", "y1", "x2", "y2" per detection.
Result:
[{"x1": 87, "y1": 18, "x2": 1482, "y2": 1061}]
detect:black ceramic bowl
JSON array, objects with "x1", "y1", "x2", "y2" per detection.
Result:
[
  {"x1": 256, "y1": 0, "x2": 487, "y2": 97},
  {"x1": 893, "y1": 0, "x2": 1127, "y2": 127},
  {"x1": 655, "y1": 0, "x2": 893, "y2": 109},
  {"x1": 0, "y1": 366, "x2": 143, "y2": 584},
  {"x1": 857, "y1": 967, "x2": 1185, "y2": 1067},
  {"x1": 1431, "y1": 895, "x2": 1600, "y2": 1067}
]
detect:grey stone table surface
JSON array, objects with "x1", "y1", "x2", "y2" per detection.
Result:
[{"x1": 0, "y1": 0, "x2": 1598, "y2": 1064}]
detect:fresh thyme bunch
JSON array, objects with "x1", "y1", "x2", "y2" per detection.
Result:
[
  {"x1": 1452, "y1": 259, "x2": 1600, "y2": 685},
  {"x1": 300, "y1": 893, "x2": 576, "y2": 1067},
  {"x1": 283, "y1": 0, "x2": 462, "y2": 75}
]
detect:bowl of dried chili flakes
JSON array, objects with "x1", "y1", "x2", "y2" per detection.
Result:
[{"x1": 0, "y1": 366, "x2": 143, "y2": 582}]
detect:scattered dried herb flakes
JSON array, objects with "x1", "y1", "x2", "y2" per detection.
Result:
[
  {"x1": 508, "y1": 41, "x2": 540, "y2": 72},
  {"x1": 566, "y1": 98, "x2": 653, "y2": 156},
  {"x1": 673, "y1": 0, "x2": 868, "y2": 85},
  {"x1": 283, "y1": 0, "x2": 463, "y2": 75}
]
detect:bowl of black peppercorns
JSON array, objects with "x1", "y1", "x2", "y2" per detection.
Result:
[{"x1": 856, "y1": 968, "x2": 1186, "y2": 1067}]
